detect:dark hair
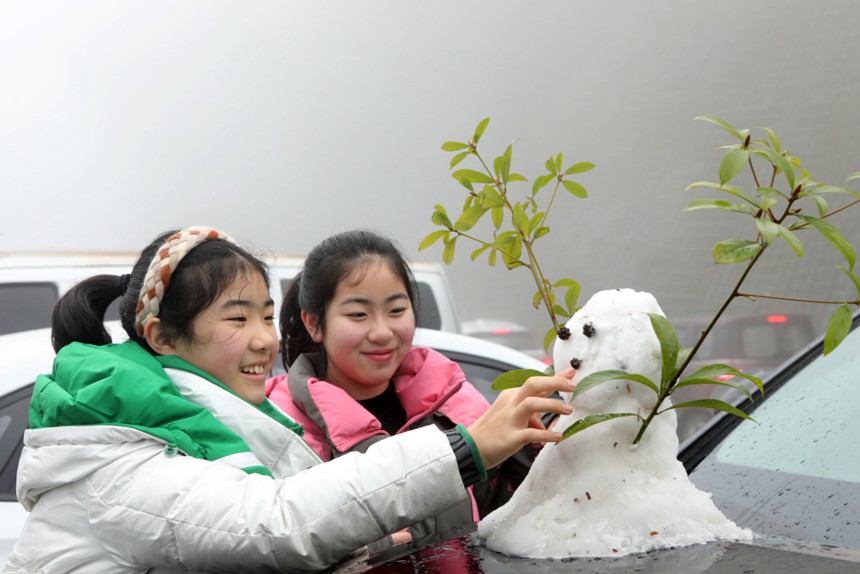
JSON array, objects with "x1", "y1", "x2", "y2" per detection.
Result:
[
  {"x1": 51, "y1": 229, "x2": 270, "y2": 354},
  {"x1": 280, "y1": 230, "x2": 418, "y2": 369}
]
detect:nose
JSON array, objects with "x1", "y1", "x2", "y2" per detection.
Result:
[
  {"x1": 367, "y1": 315, "x2": 394, "y2": 344},
  {"x1": 251, "y1": 319, "x2": 277, "y2": 353}
]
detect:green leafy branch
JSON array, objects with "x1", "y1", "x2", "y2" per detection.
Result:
[
  {"x1": 420, "y1": 117, "x2": 595, "y2": 348},
  {"x1": 557, "y1": 116, "x2": 860, "y2": 444}
]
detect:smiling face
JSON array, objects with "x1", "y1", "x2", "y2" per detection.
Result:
[
  {"x1": 308, "y1": 259, "x2": 416, "y2": 400},
  {"x1": 172, "y1": 271, "x2": 277, "y2": 405}
]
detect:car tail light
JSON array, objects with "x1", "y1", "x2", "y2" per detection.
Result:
[
  {"x1": 767, "y1": 314, "x2": 788, "y2": 323},
  {"x1": 492, "y1": 328, "x2": 512, "y2": 335},
  {"x1": 714, "y1": 374, "x2": 736, "y2": 381}
]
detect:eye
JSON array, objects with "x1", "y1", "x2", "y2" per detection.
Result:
[
  {"x1": 390, "y1": 306, "x2": 408, "y2": 316},
  {"x1": 347, "y1": 312, "x2": 367, "y2": 319},
  {"x1": 228, "y1": 315, "x2": 247, "y2": 323}
]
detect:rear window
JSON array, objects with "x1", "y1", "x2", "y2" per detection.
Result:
[
  {"x1": 0, "y1": 383, "x2": 33, "y2": 500},
  {"x1": 0, "y1": 283, "x2": 58, "y2": 336}
]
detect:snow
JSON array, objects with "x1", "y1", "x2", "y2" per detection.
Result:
[{"x1": 477, "y1": 288, "x2": 753, "y2": 558}]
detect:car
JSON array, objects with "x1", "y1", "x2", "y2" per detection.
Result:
[
  {"x1": 461, "y1": 319, "x2": 551, "y2": 365},
  {"x1": 0, "y1": 324, "x2": 546, "y2": 568},
  {"x1": 671, "y1": 311, "x2": 817, "y2": 442},
  {"x1": 0, "y1": 251, "x2": 463, "y2": 336},
  {"x1": 338, "y1": 309, "x2": 860, "y2": 572}
]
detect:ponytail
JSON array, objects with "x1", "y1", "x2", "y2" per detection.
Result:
[
  {"x1": 280, "y1": 271, "x2": 321, "y2": 369},
  {"x1": 51, "y1": 274, "x2": 128, "y2": 352}
]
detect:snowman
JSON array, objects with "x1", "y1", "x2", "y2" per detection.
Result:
[{"x1": 477, "y1": 288, "x2": 753, "y2": 558}]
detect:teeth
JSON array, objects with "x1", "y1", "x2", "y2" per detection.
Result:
[{"x1": 241, "y1": 365, "x2": 266, "y2": 375}]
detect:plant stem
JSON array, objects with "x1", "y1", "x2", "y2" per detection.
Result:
[{"x1": 735, "y1": 292, "x2": 860, "y2": 305}]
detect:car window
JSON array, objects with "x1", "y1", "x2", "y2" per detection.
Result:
[
  {"x1": 690, "y1": 325, "x2": 860, "y2": 549},
  {"x1": 0, "y1": 283, "x2": 58, "y2": 336},
  {"x1": 0, "y1": 384, "x2": 33, "y2": 501}
]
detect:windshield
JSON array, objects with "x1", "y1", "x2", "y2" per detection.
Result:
[{"x1": 689, "y1": 323, "x2": 860, "y2": 549}]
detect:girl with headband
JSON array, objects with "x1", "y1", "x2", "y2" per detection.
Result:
[{"x1": 5, "y1": 226, "x2": 574, "y2": 573}]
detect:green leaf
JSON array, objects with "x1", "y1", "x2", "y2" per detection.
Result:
[
  {"x1": 442, "y1": 141, "x2": 469, "y2": 152},
  {"x1": 527, "y1": 212, "x2": 545, "y2": 235},
  {"x1": 430, "y1": 205, "x2": 453, "y2": 228},
  {"x1": 811, "y1": 185, "x2": 860, "y2": 199},
  {"x1": 418, "y1": 230, "x2": 448, "y2": 251},
  {"x1": 442, "y1": 236, "x2": 457, "y2": 264},
  {"x1": 488, "y1": 249, "x2": 498, "y2": 266},
  {"x1": 673, "y1": 378, "x2": 756, "y2": 402},
  {"x1": 648, "y1": 313, "x2": 679, "y2": 390},
  {"x1": 837, "y1": 265, "x2": 860, "y2": 297},
  {"x1": 755, "y1": 218, "x2": 780, "y2": 245},
  {"x1": 560, "y1": 413, "x2": 638, "y2": 440},
  {"x1": 683, "y1": 199, "x2": 757, "y2": 215},
  {"x1": 534, "y1": 225, "x2": 550, "y2": 240},
  {"x1": 777, "y1": 225, "x2": 804, "y2": 257},
  {"x1": 573, "y1": 370, "x2": 660, "y2": 400},
  {"x1": 824, "y1": 305, "x2": 853, "y2": 355},
  {"x1": 543, "y1": 326, "x2": 557, "y2": 352},
  {"x1": 565, "y1": 162, "x2": 596, "y2": 174},
  {"x1": 720, "y1": 147, "x2": 749, "y2": 185},
  {"x1": 545, "y1": 156, "x2": 558, "y2": 174},
  {"x1": 695, "y1": 115, "x2": 744, "y2": 140},
  {"x1": 679, "y1": 363, "x2": 763, "y2": 394},
  {"x1": 500, "y1": 145, "x2": 512, "y2": 184},
  {"x1": 532, "y1": 290, "x2": 543, "y2": 309},
  {"x1": 473, "y1": 117, "x2": 490, "y2": 144},
  {"x1": 562, "y1": 180, "x2": 588, "y2": 198},
  {"x1": 453, "y1": 169, "x2": 494, "y2": 184},
  {"x1": 491, "y1": 206, "x2": 503, "y2": 229},
  {"x1": 480, "y1": 186, "x2": 506, "y2": 208},
  {"x1": 663, "y1": 399, "x2": 755, "y2": 422},
  {"x1": 450, "y1": 151, "x2": 470, "y2": 169},
  {"x1": 491, "y1": 368, "x2": 547, "y2": 391},
  {"x1": 713, "y1": 239, "x2": 762, "y2": 264},
  {"x1": 512, "y1": 204, "x2": 530, "y2": 234},
  {"x1": 762, "y1": 126, "x2": 781, "y2": 152},
  {"x1": 554, "y1": 278, "x2": 579, "y2": 287},
  {"x1": 762, "y1": 147, "x2": 796, "y2": 191},
  {"x1": 796, "y1": 215, "x2": 855, "y2": 269},
  {"x1": 456, "y1": 177, "x2": 474, "y2": 192},
  {"x1": 454, "y1": 205, "x2": 487, "y2": 232},
  {"x1": 532, "y1": 174, "x2": 554, "y2": 195},
  {"x1": 685, "y1": 181, "x2": 759, "y2": 206},
  {"x1": 564, "y1": 281, "x2": 581, "y2": 313},
  {"x1": 847, "y1": 171, "x2": 860, "y2": 181},
  {"x1": 470, "y1": 244, "x2": 490, "y2": 261}
]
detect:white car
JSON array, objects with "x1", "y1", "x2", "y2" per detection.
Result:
[
  {"x1": 0, "y1": 324, "x2": 545, "y2": 568},
  {"x1": 0, "y1": 251, "x2": 463, "y2": 337}
]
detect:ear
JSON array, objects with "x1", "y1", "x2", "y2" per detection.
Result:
[
  {"x1": 144, "y1": 318, "x2": 177, "y2": 355},
  {"x1": 301, "y1": 310, "x2": 323, "y2": 343}
]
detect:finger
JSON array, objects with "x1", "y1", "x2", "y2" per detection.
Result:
[
  {"x1": 517, "y1": 395, "x2": 573, "y2": 419},
  {"x1": 519, "y1": 427, "x2": 564, "y2": 445}
]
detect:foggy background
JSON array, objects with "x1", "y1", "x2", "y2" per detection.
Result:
[{"x1": 2, "y1": 0, "x2": 859, "y2": 344}]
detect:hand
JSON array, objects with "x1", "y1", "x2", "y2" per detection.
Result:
[{"x1": 467, "y1": 368, "x2": 575, "y2": 470}]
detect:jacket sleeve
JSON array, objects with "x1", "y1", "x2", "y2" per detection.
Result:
[{"x1": 91, "y1": 426, "x2": 468, "y2": 573}]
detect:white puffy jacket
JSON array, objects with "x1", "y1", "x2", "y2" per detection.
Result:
[{"x1": 4, "y1": 368, "x2": 468, "y2": 573}]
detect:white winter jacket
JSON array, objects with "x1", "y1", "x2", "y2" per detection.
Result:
[{"x1": 5, "y1": 357, "x2": 468, "y2": 573}]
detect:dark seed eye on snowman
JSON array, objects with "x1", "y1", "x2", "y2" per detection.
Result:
[
  {"x1": 583, "y1": 322, "x2": 595, "y2": 338},
  {"x1": 570, "y1": 358, "x2": 581, "y2": 369}
]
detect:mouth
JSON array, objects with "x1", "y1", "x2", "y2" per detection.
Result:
[
  {"x1": 363, "y1": 349, "x2": 396, "y2": 363},
  {"x1": 240, "y1": 364, "x2": 269, "y2": 376}
]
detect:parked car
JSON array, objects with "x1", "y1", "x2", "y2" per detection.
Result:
[
  {"x1": 461, "y1": 319, "x2": 551, "y2": 365},
  {"x1": 0, "y1": 324, "x2": 546, "y2": 568},
  {"x1": 671, "y1": 311, "x2": 817, "y2": 441},
  {"x1": 342, "y1": 310, "x2": 860, "y2": 572},
  {"x1": 0, "y1": 251, "x2": 462, "y2": 336}
]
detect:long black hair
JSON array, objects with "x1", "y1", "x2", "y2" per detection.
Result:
[
  {"x1": 280, "y1": 229, "x2": 418, "y2": 369},
  {"x1": 51, "y1": 229, "x2": 270, "y2": 354}
]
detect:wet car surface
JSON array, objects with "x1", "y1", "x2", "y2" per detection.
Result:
[{"x1": 348, "y1": 311, "x2": 860, "y2": 573}]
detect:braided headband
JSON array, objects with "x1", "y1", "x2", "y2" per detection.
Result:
[{"x1": 134, "y1": 226, "x2": 235, "y2": 336}]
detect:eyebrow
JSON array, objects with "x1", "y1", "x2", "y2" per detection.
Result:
[
  {"x1": 222, "y1": 298, "x2": 275, "y2": 309},
  {"x1": 338, "y1": 293, "x2": 409, "y2": 306}
]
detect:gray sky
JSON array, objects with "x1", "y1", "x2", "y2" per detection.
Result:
[{"x1": 2, "y1": 0, "x2": 859, "y2": 340}]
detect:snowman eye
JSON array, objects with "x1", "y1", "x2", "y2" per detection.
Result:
[
  {"x1": 570, "y1": 358, "x2": 581, "y2": 369},
  {"x1": 583, "y1": 322, "x2": 596, "y2": 338}
]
